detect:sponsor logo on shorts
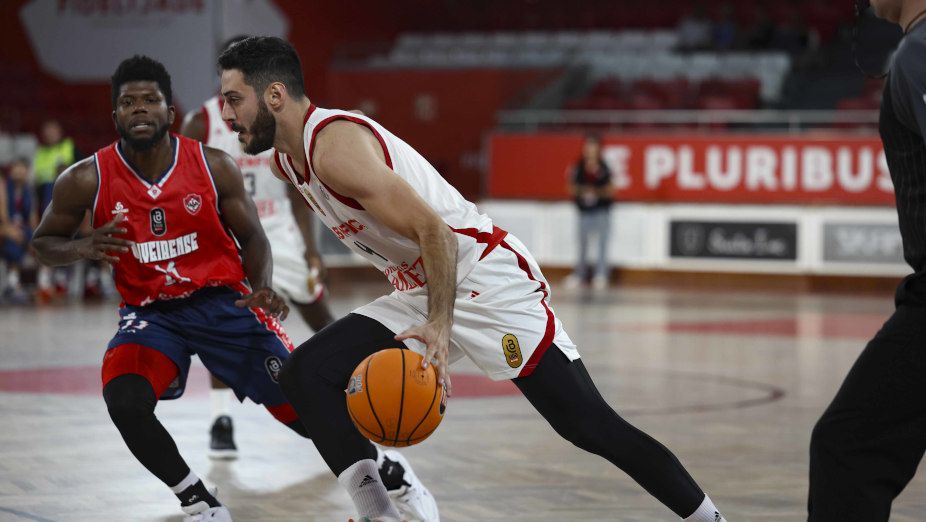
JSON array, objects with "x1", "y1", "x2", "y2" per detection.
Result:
[
  {"x1": 347, "y1": 374, "x2": 363, "y2": 395},
  {"x1": 502, "y1": 333, "x2": 522, "y2": 369},
  {"x1": 149, "y1": 207, "x2": 166, "y2": 236},
  {"x1": 265, "y1": 356, "x2": 283, "y2": 383}
]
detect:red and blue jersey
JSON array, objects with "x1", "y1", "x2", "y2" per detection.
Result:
[{"x1": 92, "y1": 134, "x2": 246, "y2": 306}]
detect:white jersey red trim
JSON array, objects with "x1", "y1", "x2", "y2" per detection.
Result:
[{"x1": 274, "y1": 104, "x2": 496, "y2": 292}]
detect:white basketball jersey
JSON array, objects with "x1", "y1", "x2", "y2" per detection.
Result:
[
  {"x1": 274, "y1": 105, "x2": 499, "y2": 293},
  {"x1": 202, "y1": 96, "x2": 296, "y2": 235}
]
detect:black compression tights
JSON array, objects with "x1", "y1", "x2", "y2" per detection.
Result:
[
  {"x1": 513, "y1": 348, "x2": 705, "y2": 518},
  {"x1": 103, "y1": 374, "x2": 191, "y2": 487},
  {"x1": 103, "y1": 374, "x2": 308, "y2": 488},
  {"x1": 279, "y1": 313, "x2": 704, "y2": 517}
]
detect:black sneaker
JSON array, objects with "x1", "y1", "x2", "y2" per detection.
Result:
[{"x1": 209, "y1": 415, "x2": 238, "y2": 460}]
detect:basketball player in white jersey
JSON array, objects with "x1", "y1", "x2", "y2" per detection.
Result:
[
  {"x1": 217, "y1": 37, "x2": 727, "y2": 522},
  {"x1": 181, "y1": 36, "x2": 335, "y2": 459}
]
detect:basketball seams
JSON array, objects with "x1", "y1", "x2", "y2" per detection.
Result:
[
  {"x1": 346, "y1": 348, "x2": 444, "y2": 447},
  {"x1": 363, "y1": 356, "x2": 388, "y2": 442},
  {"x1": 406, "y1": 365, "x2": 440, "y2": 444},
  {"x1": 393, "y1": 349, "x2": 406, "y2": 446},
  {"x1": 347, "y1": 402, "x2": 384, "y2": 443}
]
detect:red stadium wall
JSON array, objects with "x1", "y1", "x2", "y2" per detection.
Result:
[
  {"x1": 327, "y1": 68, "x2": 560, "y2": 199},
  {"x1": 490, "y1": 133, "x2": 892, "y2": 206}
]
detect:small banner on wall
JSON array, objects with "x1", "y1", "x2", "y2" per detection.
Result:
[
  {"x1": 490, "y1": 133, "x2": 891, "y2": 205},
  {"x1": 822, "y1": 223, "x2": 904, "y2": 264},
  {"x1": 669, "y1": 220, "x2": 798, "y2": 260}
]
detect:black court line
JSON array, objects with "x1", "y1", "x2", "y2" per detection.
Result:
[
  {"x1": 451, "y1": 367, "x2": 786, "y2": 418},
  {"x1": 0, "y1": 507, "x2": 55, "y2": 522}
]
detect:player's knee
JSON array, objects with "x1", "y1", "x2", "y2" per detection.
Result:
[
  {"x1": 549, "y1": 414, "x2": 605, "y2": 453},
  {"x1": 810, "y1": 414, "x2": 844, "y2": 460},
  {"x1": 279, "y1": 340, "x2": 328, "y2": 391},
  {"x1": 278, "y1": 351, "x2": 305, "y2": 396},
  {"x1": 103, "y1": 374, "x2": 157, "y2": 425}
]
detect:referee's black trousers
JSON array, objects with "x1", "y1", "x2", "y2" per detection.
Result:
[{"x1": 808, "y1": 298, "x2": 926, "y2": 521}]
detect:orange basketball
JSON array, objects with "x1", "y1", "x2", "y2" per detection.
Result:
[{"x1": 345, "y1": 348, "x2": 446, "y2": 447}]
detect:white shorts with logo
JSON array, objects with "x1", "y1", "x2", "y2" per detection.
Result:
[
  {"x1": 353, "y1": 233, "x2": 580, "y2": 381},
  {"x1": 267, "y1": 223, "x2": 324, "y2": 305}
]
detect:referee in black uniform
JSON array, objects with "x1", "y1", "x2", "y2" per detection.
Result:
[{"x1": 809, "y1": 1, "x2": 926, "y2": 520}]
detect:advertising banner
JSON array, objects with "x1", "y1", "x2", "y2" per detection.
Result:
[
  {"x1": 822, "y1": 223, "x2": 905, "y2": 264},
  {"x1": 670, "y1": 220, "x2": 798, "y2": 260},
  {"x1": 490, "y1": 133, "x2": 890, "y2": 205}
]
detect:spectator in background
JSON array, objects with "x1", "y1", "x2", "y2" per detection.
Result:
[
  {"x1": 713, "y1": 3, "x2": 738, "y2": 50},
  {"x1": 745, "y1": 6, "x2": 776, "y2": 49},
  {"x1": 565, "y1": 134, "x2": 614, "y2": 291},
  {"x1": 33, "y1": 120, "x2": 78, "y2": 213},
  {"x1": 676, "y1": 4, "x2": 713, "y2": 51},
  {"x1": 1, "y1": 158, "x2": 37, "y2": 303},
  {"x1": 33, "y1": 119, "x2": 81, "y2": 300}
]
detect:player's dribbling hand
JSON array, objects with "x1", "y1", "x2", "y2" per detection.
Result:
[
  {"x1": 395, "y1": 321, "x2": 453, "y2": 397},
  {"x1": 77, "y1": 214, "x2": 131, "y2": 263},
  {"x1": 235, "y1": 287, "x2": 289, "y2": 320}
]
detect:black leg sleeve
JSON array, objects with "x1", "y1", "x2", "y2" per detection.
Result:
[
  {"x1": 278, "y1": 313, "x2": 396, "y2": 476},
  {"x1": 514, "y1": 346, "x2": 705, "y2": 518},
  {"x1": 103, "y1": 374, "x2": 190, "y2": 487},
  {"x1": 809, "y1": 304, "x2": 926, "y2": 522}
]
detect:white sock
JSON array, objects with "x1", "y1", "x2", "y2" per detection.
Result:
[
  {"x1": 8, "y1": 268, "x2": 20, "y2": 289},
  {"x1": 170, "y1": 470, "x2": 200, "y2": 493},
  {"x1": 37, "y1": 266, "x2": 51, "y2": 289},
  {"x1": 210, "y1": 388, "x2": 233, "y2": 420},
  {"x1": 684, "y1": 495, "x2": 724, "y2": 522},
  {"x1": 337, "y1": 459, "x2": 401, "y2": 519}
]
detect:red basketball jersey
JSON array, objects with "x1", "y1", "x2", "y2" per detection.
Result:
[{"x1": 92, "y1": 135, "x2": 247, "y2": 306}]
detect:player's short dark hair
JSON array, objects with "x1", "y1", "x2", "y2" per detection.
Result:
[
  {"x1": 218, "y1": 36, "x2": 306, "y2": 98},
  {"x1": 220, "y1": 35, "x2": 251, "y2": 55},
  {"x1": 110, "y1": 55, "x2": 173, "y2": 109}
]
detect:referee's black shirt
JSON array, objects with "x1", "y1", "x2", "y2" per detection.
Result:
[{"x1": 881, "y1": 19, "x2": 926, "y2": 300}]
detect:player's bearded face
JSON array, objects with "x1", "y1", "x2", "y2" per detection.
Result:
[
  {"x1": 116, "y1": 118, "x2": 170, "y2": 151},
  {"x1": 234, "y1": 98, "x2": 276, "y2": 155}
]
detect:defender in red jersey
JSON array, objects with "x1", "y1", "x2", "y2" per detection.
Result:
[{"x1": 32, "y1": 56, "x2": 299, "y2": 522}]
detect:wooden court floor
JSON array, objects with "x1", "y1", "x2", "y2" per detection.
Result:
[{"x1": 1, "y1": 281, "x2": 924, "y2": 521}]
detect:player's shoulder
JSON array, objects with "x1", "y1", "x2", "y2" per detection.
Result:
[
  {"x1": 198, "y1": 145, "x2": 243, "y2": 189},
  {"x1": 56, "y1": 156, "x2": 99, "y2": 193}
]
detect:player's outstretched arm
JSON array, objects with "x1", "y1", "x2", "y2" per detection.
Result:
[
  {"x1": 179, "y1": 107, "x2": 207, "y2": 142},
  {"x1": 203, "y1": 147, "x2": 288, "y2": 320},
  {"x1": 313, "y1": 121, "x2": 456, "y2": 395},
  {"x1": 32, "y1": 158, "x2": 131, "y2": 266}
]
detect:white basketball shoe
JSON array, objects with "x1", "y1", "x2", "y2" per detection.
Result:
[
  {"x1": 182, "y1": 485, "x2": 231, "y2": 522},
  {"x1": 182, "y1": 506, "x2": 232, "y2": 522},
  {"x1": 380, "y1": 450, "x2": 439, "y2": 522}
]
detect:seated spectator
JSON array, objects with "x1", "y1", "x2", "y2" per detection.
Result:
[
  {"x1": 713, "y1": 3, "x2": 738, "y2": 50},
  {"x1": 2, "y1": 159, "x2": 37, "y2": 303},
  {"x1": 677, "y1": 5, "x2": 713, "y2": 51}
]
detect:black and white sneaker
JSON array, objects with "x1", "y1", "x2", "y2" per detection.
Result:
[
  {"x1": 379, "y1": 450, "x2": 439, "y2": 522},
  {"x1": 209, "y1": 415, "x2": 238, "y2": 460}
]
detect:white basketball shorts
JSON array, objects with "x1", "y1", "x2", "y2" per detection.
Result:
[{"x1": 353, "y1": 232, "x2": 579, "y2": 381}]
